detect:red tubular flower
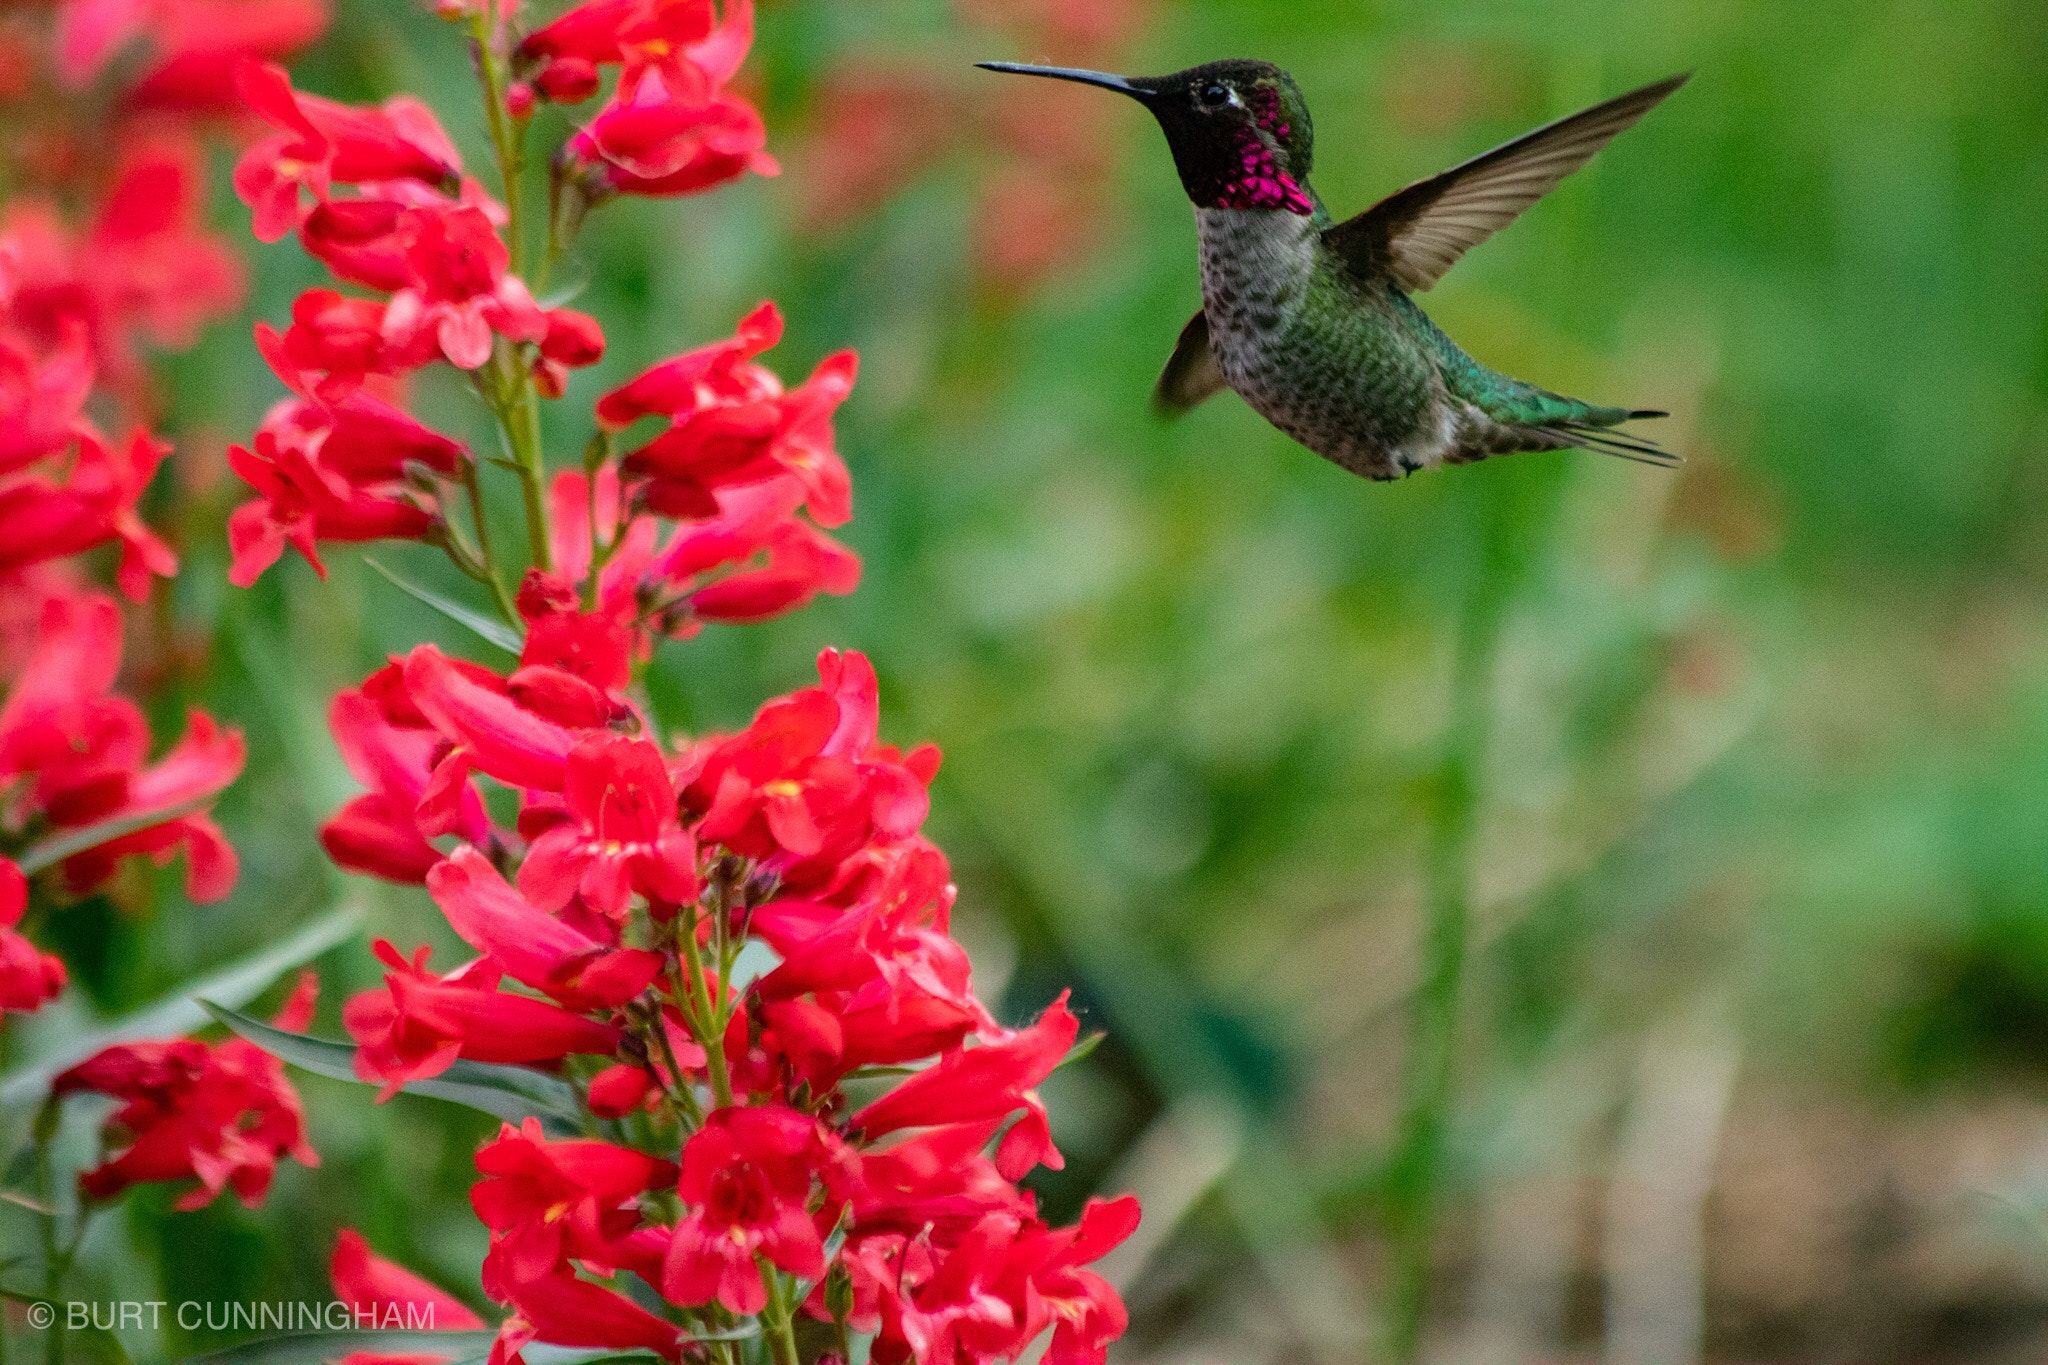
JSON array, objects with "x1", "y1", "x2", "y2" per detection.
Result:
[
  {"x1": 597, "y1": 301, "x2": 855, "y2": 528},
  {"x1": 0, "y1": 325, "x2": 94, "y2": 473},
  {"x1": 754, "y1": 896, "x2": 991, "y2": 1090},
  {"x1": 472, "y1": 1117, "x2": 673, "y2": 1290},
  {"x1": 321, "y1": 688, "x2": 493, "y2": 883},
  {"x1": 344, "y1": 941, "x2": 621, "y2": 1096},
  {"x1": 518, "y1": 735, "x2": 698, "y2": 917},
  {"x1": 54, "y1": 709, "x2": 246, "y2": 903},
  {"x1": 0, "y1": 427, "x2": 177, "y2": 598},
  {"x1": 664, "y1": 1105, "x2": 850, "y2": 1315},
  {"x1": 678, "y1": 649, "x2": 930, "y2": 881},
  {"x1": 532, "y1": 308, "x2": 606, "y2": 397},
  {"x1": 56, "y1": 0, "x2": 326, "y2": 109},
  {"x1": 595, "y1": 300, "x2": 779, "y2": 427},
  {"x1": 622, "y1": 348, "x2": 855, "y2": 527},
  {"x1": 226, "y1": 442, "x2": 435, "y2": 586},
  {"x1": 0, "y1": 591, "x2": 244, "y2": 902},
  {"x1": 559, "y1": 0, "x2": 776, "y2": 199},
  {"x1": 428, "y1": 847, "x2": 663, "y2": 1009},
  {"x1": 53, "y1": 975, "x2": 319, "y2": 1210},
  {"x1": 517, "y1": 0, "x2": 710, "y2": 82},
  {"x1": 518, "y1": 575, "x2": 633, "y2": 691},
  {"x1": 836, "y1": 1121, "x2": 1029, "y2": 1245},
  {"x1": 225, "y1": 393, "x2": 457, "y2": 585},
  {"x1": 86, "y1": 134, "x2": 247, "y2": 357},
  {"x1": 260, "y1": 292, "x2": 438, "y2": 400},
  {"x1": 233, "y1": 61, "x2": 463, "y2": 241},
  {"x1": 0, "y1": 857, "x2": 65, "y2": 1015},
  {"x1": 685, "y1": 515, "x2": 861, "y2": 623},
  {"x1": 985, "y1": 1198, "x2": 1139, "y2": 1365},
  {"x1": 380, "y1": 204, "x2": 545, "y2": 371},
  {"x1": 488, "y1": 1277, "x2": 683, "y2": 1365},
  {"x1": 852, "y1": 993, "x2": 1078, "y2": 1180},
  {"x1": 851, "y1": 1196, "x2": 1136, "y2": 1365},
  {"x1": 332, "y1": 1228, "x2": 485, "y2": 1332},
  {"x1": 400, "y1": 644, "x2": 583, "y2": 819}
]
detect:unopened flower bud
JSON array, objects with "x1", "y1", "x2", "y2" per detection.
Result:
[
  {"x1": 507, "y1": 81, "x2": 535, "y2": 119},
  {"x1": 541, "y1": 308, "x2": 605, "y2": 367},
  {"x1": 535, "y1": 57, "x2": 600, "y2": 105}
]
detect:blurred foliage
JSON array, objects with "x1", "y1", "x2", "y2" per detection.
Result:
[{"x1": 6, "y1": 0, "x2": 2048, "y2": 1359}]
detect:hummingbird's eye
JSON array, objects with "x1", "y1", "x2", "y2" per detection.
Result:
[{"x1": 1197, "y1": 82, "x2": 1230, "y2": 108}]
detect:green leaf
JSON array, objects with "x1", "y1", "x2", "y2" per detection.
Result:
[
  {"x1": 179, "y1": 1330, "x2": 496, "y2": 1365},
  {"x1": 16, "y1": 798, "x2": 211, "y2": 876},
  {"x1": 200, "y1": 1002, "x2": 583, "y2": 1131},
  {"x1": 0, "y1": 905, "x2": 363, "y2": 1109},
  {"x1": 365, "y1": 557, "x2": 521, "y2": 654},
  {"x1": 1058, "y1": 1031, "x2": 1106, "y2": 1071},
  {"x1": 175, "y1": 1328, "x2": 758, "y2": 1365},
  {"x1": 0, "y1": 1286, "x2": 137, "y2": 1365}
]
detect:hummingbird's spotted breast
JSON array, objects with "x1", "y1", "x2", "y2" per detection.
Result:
[{"x1": 1195, "y1": 207, "x2": 1460, "y2": 481}]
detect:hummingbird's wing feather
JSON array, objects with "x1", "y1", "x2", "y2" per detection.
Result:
[
  {"x1": 1153, "y1": 309, "x2": 1227, "y2": 416},
  {"x1": 1324, "y1": 73, "x2": 1689, "y2": 292}
]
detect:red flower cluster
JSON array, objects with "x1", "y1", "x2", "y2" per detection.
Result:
[
  {"x1": 517, "y1": 0, "x2": 776, "y2": 201},
  {"x1": 1, "y1": 0, "x2": 326, "y2": 405},
  {"x1": 0, "y1": 0, "x2": 270, "y2": 1038},
  {"x1": 0, "y1": 592, "x2": 243, "y2": 903},
  {"x1": 314, "y1": 634, "x2": 1133, "y2": 1365},
  {"x1": 0, "y1": 858, "x2": 64, "y2": 1013},
  {"x1": 211, "y1": 2, "x2": 1141, "y2": 1361},
  {"x1": 53, "y1": 975, "x2": 319, "y2": 1210}
]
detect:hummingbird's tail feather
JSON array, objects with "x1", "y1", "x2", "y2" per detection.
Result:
[{"x1": 1543, "y1": 415, "x2": 1681, "y2": 468}]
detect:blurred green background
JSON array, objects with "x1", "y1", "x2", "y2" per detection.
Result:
[{"x1": 8, "y1": 0, "x2": 2048, "y2": 1360}]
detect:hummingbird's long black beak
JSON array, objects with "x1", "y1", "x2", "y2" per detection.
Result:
[{"x1": 975, "y1": 62, "x2": 1153, "y2": 102}]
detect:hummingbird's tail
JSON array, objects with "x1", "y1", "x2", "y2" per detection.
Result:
[
  {"x1": 1445, "y1": 400, "x2": 1678, "y2": 471},
  {"x1": 1539, "y1": 409, "x2": 1678, "y2": 469}
]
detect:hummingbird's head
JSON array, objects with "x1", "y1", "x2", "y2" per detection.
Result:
[{"x1": 977, "y1": 59, "x2": 1316, "y2": 216}]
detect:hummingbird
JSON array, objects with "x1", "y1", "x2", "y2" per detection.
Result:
[{"x1": 976, "y1": 59, "x2": 1688, "y2": 481}]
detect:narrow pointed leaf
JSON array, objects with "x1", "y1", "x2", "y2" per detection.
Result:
[
  {"x1": 365, "y1": 557, "x2": 521, "y2": 654},
  {"x1": 178, "y1": 1331, "x2": 496, "y2": 1365},
  {"x1": 200, "y1": 1002, "x2": 583, "y2": 1130},
  {"x1": 176, "y1": 1329, "x2": 759, "y2": 1365},
  {"x1": 16, "y1": 797, "x2": 211, "y2": 875},
  {"x1": 0, "y1": 1287, "x2": 136, "y2": 1365},
  {"x1": 1059, "y1": 1031, "x2": 1106, "y2": 1070},
  {"x1": 0, "y1": 904, "x2": 363, "y2": 1108}
]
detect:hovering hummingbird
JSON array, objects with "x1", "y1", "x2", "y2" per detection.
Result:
[{"x1": 977, "y1": 59, "x2": 1688, "y2": 481}]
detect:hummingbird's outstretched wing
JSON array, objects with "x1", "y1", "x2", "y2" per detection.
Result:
[
  {"x1": 1153, "y1": 309, "x2": 1227, "y2": 416},
  {"x1": 1323, "y1": 73, "x2": 1689, "y2": 293}
]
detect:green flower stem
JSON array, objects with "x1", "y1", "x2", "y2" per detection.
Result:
[
  {"x1": 470, "y1": 2, "x2": 524, "y2": 275},
  {"x1": 675, "y1": 907, "x2": 735, "y2": 1110},
  {"x1": 458, "y1": 461, "x2": 520, "y2": 624},
  {"x1": 647, "y1": 1009, "x2": 706, "y2": 1131},
  {"x1": 503, "y1": 370, "x2": 552, "y2": 573},
  {"x1": 33, "y1": 1102, "x2": 60, "y2": 1365},
  {"x1": 762, "y1": 1275, "x2": 801, "y2": 1365},
  {"x1": 470, "y1": 3, "x2": 553, "y2": 575}
]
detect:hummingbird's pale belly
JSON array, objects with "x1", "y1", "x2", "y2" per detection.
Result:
[{"x1": 1194, "y1": 207, "x2": 1463, "y2": 480}]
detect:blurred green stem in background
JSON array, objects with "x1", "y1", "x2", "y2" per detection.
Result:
[{"x1": 1383, "y1": 467, "x2": 1561, "y2": 1361}]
